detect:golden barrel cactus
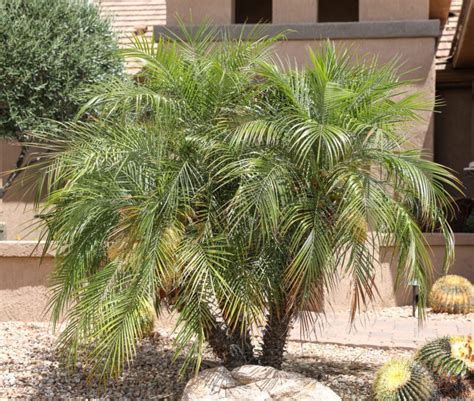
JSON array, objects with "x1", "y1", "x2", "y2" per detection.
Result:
[
  {"x1": 416, "y1": 336, "x2": 474, "y2": 379},
  {"x1": 429, "y1": 275, "x2": 473, "y2": 314},
  {"x1": 373, "y1": 358, "x2": 437, "y2": 401}
]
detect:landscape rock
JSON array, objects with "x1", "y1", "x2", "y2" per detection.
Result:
[
  {"x1": 181, "y1": 367, "x2": 238, "y2": 401},
  {"x1": 230, "y1": 365, "x2": 305, "y2": 384},
  {"x1": 181, "y1": 365, "x2": 341, "y2": 401}
]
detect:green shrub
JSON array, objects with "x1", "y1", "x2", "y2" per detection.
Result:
[{"x1": 0, "y1": 0, "x2": 123, "y2": 137}]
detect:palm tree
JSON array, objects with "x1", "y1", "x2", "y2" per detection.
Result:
[
  {"x1": 32, "y1": 28, "x2": 459, "y2": 379},
  {"x1": 222, "y1": 46, "x2": 460, "y2": 368}
]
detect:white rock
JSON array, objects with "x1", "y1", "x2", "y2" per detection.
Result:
[
  {"x1": 5, "y1": 373, "x2": 16, "y2": 386},
  {"x1": 225, "y1": 382, "x2": 272, "y2": 400},
  {"x1": 266, "y1": 378, "x2": 340, "y2": 401},
  {"x1": 181, "y1": 367, "x2": 238, "y2": 401},
  {"x1": 231, "y1": 365, "x2": 304, "y2": 384},
  {"x1": 181, "y1": 365, "x2": 341, "y2": 401}
]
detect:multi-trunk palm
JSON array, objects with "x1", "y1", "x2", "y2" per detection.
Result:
[{"x1": 33, "y1": 28, "x2": 459, "y2": 379}]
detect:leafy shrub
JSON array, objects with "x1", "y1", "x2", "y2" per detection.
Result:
[{"x1": 0, "y1": 0, "x2": 123, "y2": 137}]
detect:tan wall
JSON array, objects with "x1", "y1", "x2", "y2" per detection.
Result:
[
  {"x1": 359, "y1": 0, "x2": 430, "y2": 21},
  {"x1": 166, "y1": 0, "x2": 234, "y2": 25},
  {"x1": 167, "y1": 0, "x2": 432, "y2": 24},
  {"x1": 0, "y1": 241, "x2": 53, "y2": 321},
  {"x1": 326, "y1": 234, "x2": 474, "y2": 311},
  {"x1": 1, "y1": 140, "x2": 41, "y2": 241},
  {"x1": 273, "y1": 0, "x2": 318, "y2": 23},
  {"x1": 3, "y1": 234, "x2": 472, "y2": 321}
]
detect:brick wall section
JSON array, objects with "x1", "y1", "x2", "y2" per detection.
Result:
[
  {"x1": 436, "y1": 0, "x2": 463, "y2": 70},
  {"x1": 95, "y1": 0, "x2": 166, "y2": 70},
  {"x1": 97, "y1": 0, "x2": 166, "y2": 45}
]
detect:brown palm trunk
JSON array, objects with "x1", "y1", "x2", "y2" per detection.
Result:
[
  {"x1": 205, "y1": 320, "x2": 256, "y2": 368},
  {"x1": 259, "y1": 299, "x2": 294, "y2": 369},
  {"x1": 228, "y1": 328, "x2": 257, "y2": 366},
  {"x1": 162, "y1": 289, "x2": 256, "y2": 368}
]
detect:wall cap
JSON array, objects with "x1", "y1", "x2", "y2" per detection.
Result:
[
  {"x1": 0, "y1": 241, "x2": 54, "y2": 258},
  {"x1": 154, "y1": 20, "x2": 440, "y2": 41},
  {"x1": 380, "y1": 233, "x2": 474, "y2": 248},
  {"x1": 424, "y1": 233, "x2": 474, "y2": 246}
]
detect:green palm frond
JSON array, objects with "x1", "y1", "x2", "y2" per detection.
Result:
[{"x1": 31, "y1": 31, "x2": 460, "y2": 379}]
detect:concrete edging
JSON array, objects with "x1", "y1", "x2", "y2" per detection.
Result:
[
  {"x1": 378, "y1": 233, "x2": 474, "y2": 248},
  {"x1": 424, "y1": 233, "x2": 474, "y2": 246},
  {"x1": 0, "y1": 241, "x2": 54, "y2": 258},
  {"x1": 154, "y1": 20, "x2": 441, "y2": 41}
]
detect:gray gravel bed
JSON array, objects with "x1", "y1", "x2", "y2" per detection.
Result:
[{"x1": 0, "y1": 321, "x2": 419, "y2": 400}]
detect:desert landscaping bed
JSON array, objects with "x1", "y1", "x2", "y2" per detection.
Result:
[{"x1": 0, "y1": 321, "x2": 417, "y2": 400}]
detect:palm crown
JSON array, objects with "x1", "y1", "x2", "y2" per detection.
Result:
[{"x1": 33, "y1": 27, "x2": 459, "y2": 379}]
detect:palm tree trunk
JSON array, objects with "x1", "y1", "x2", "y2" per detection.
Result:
[
  {"x1": 162, "y1": 290, "x2": 256, "y2": 368},
  {"x1": 205, "y1": 320, "x2": 256, "y2": 368},
  {"x1": 259, "y1": 299, "x2": 294, "y2": 369},
  {"x1": 228, "y1": 328, "x2": 257, "y2": 366}
]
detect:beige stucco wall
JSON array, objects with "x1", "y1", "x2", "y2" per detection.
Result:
[
  {"x1": 2, "y1": 234, "x2": 472, "y2": 321},
  {"x1": 1, "y1": 140, "x2": 41, "y2": 241},
  {"x1": 166, "y1": 0, "x2": 431, "y2": 24},
  {"x1": 326, "y1": 234, "x2": 474, "y2": 311},
  {"x1": 167, "y1": 0, "x2": 234, "y2": 24},
  {"x1": 273, "y1": 0, "x2": 318, "y2": 23},
  {"x1": 0, "y1": 241, "x2": 54, "y2": 321},
  {"x1": 359, "y1": 0, "x2": 430, "y2": 21}
]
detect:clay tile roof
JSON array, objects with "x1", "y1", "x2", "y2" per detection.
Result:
[
  {"x1": 436, "y1": 0, "x2": 464, "y2": 70},
  {"x1": 95, "y1": 0, "x2": 167, "y2": 71}
]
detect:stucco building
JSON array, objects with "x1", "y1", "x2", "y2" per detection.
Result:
[{"x1": 1, "y1": 0, "x2": 473, "y2": 320}]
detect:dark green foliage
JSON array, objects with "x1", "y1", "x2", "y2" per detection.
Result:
[
  {"x1": 0, "y1": 0, "x2": 122, "y2": 137},
  {"x1": 32, "y1": 30, "x2": 460, "y2": 380},
  {"x1": 416, "y1": 336, "x2": 474, "y2": 379}
]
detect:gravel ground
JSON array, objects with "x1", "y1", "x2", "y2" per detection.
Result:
[
  {"x1": 0, "y1": 321, "x2": 411, "y2": 400},
  {"x1": 0, "y1": 321, "x2": 226, "y2": 400},
  {"x1": 284, "y1": 342, "x2": 414, "y2": 400},
  {"x1": 0, "y1": 318, "x2": 471, "y2": 400}
]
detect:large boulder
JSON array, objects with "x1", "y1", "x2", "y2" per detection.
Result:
[{"x1": 181, "y1": 365, "x2": 341, "y2": 401}]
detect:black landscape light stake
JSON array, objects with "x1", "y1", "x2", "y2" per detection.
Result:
[{"x1": 410, "y1": 279, "x2": 420, "y2": 317}]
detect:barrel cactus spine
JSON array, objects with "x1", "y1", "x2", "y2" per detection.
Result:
[
  {"x1": 416, "y1": 336, "x2": 474, "y2": 379},
  {"x1": 373, "y1": 358, "x2": 437, "y2": 401}
]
